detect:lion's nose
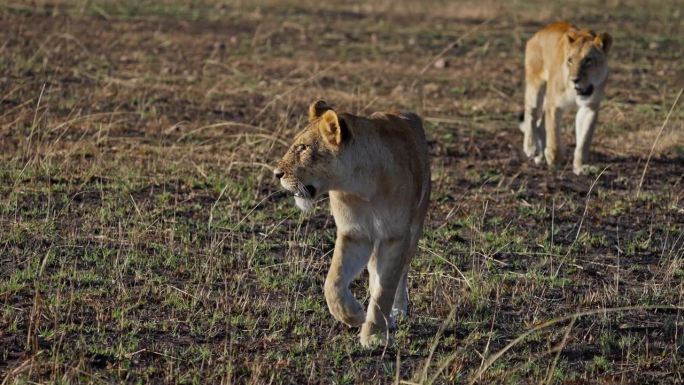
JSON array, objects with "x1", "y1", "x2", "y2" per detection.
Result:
[{"x1": 273, "y1": 168, "x2": 284, "y2": 179}]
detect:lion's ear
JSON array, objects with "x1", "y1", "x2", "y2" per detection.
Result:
[
  {"x1": 308, "y1": 100, "x2": 333, "y2": 122},
  {"x1": 566, "y1": 29, "x2": 578, "y2": 44},
  {"x1": 319, "y1": 110, "x2": 345, "y2": 147},
  {"x1": 595, "y1": 32, "x2": 612, "y2": 54}
]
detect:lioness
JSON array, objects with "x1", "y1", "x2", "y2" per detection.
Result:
[
  {"x1": 520, "y1": 22, "x2": 612, "y2": 175},
  {"x1": 274, "y1": 101, "x2": 430, "y2": 347}
]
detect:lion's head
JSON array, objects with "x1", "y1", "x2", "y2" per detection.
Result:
[
  {"x1": 564, "y1": 28, "x2": 612, "y2": 97},
  {"x1": 273, "y1": 100, "x2": 349, "y2": 211}
]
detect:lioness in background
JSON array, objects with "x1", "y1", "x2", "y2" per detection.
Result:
[
  {"x1": 274, "y1": 101, "x2": 431, "y2": 347},
  {"x1": 520, "y1": 22, "x2": 612, "y2": 175}
]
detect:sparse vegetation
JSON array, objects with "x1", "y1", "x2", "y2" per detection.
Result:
[{"x1": 1, "y1": 0, "x2": 683, "y2": 384}]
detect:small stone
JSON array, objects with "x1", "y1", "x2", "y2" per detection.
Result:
[{"x1": 434, "y1": 58, "x2": 448, "y2": 69}]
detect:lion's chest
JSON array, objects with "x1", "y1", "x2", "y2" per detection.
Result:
[
  {"x1": 556, "y1": 85, "x2": 604, "y2": 110},
  {"x1": 329, "y1": 195, "x2": 410, "y2": 240}
]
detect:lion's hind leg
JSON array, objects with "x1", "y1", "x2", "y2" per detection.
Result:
[
  {"x1": 361, "y1": 238, "x2": 409, "y2": 347},
  {"x1": 390, "y1": 267, "x2": 409, "y2": 324},
  {"x1": 522, "y1": 38, "x2": 547, "y2": 161},
  {"x1": 522, "y1": 80, "x2": 546, "y2": 159},
  {"x1": 533, "y1": 110, "x2": 546, "y2": 165}
]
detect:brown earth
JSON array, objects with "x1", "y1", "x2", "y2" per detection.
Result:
[{"x1": 1, "y1": 1, "x2": 683, "y2": 384}]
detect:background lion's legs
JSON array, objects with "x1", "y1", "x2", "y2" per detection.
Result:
[
  {"x1": 573, "y1": 106, "x2": 599, "y2": 175},
  {"x1": 544, "y1": 105, "x2": 564, "y2": 168},
  {"x1": 533, "y1": 112, "x2": 546, "y2": 165},
  {"x1": 521, "y1": 80, "x2": 546, "y2": 159}
]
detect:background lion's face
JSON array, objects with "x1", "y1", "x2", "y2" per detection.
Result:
[
  {"x1": 274, "y1": 124, "x2": 336, "y2": 211},
  {"x1": 565, "y1": 34, "x2": 610, "y2": 97}
]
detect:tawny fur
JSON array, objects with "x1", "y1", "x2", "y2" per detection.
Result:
[
  {"x1": 274, "y1": 101, "x2": 430, "y2": 347},
  {"x1": 520, "y1": 22, "x2": 612, "y2": 175}
]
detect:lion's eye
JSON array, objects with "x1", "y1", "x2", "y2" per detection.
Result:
[
  {"x1": 567, "y1": 58, "x2": 573, "y2": 66},
  {"x1": 584, "y1": 58, "x2": 593, "y2": 66}
]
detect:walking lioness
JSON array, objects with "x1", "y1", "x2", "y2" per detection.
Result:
[
  {"x1": 520, "y1": 22, "x2": 612, "y2": 175},
  {"x1": 274, "y1": 101, "x2": 431, "y2": 347}
]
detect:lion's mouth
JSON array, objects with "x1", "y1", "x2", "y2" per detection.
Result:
[
  {"x1": 291, "y1": 185, "x2": 317, "y2": 212},
  {"x1": 575, "y1": 83, "x2": 594, "y2": 97},
  {"x1": 293, "y1": 185, "x2": 317, "y2": 199}
]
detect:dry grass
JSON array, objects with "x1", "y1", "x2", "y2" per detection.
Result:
[{"x1": 1, "y1": 0, "x2": 683, "y2": 384}]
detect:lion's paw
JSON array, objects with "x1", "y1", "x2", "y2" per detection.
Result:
[{"x1": 573, "y1": 163, "x2": 599, "y2": 176}]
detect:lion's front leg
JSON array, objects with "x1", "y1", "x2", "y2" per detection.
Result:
[
  {"x1": 361, "y1": 238, "x2": 409, "y2": 348},
  {"x1": 324, "y1": 234, "x2": 370, "y2": 328},
  {"x1": 573, "y1": 105, "x2": 599, "y2": 175}
]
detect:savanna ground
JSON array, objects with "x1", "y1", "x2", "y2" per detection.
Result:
[{"x1": 1, "y1": 0, "x2": 683, "y2": 384}]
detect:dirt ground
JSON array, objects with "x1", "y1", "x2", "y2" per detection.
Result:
[{"x1": 1, "y1": 1, "x2": 683, "y2": 384}]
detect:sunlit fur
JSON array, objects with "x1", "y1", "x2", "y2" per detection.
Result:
[
  {"x1": 519, "y1": 22, "x2": 612, "y2": 175},
  {"x1": 274, "y1": 101, "x2": 431, "y2": 347}
]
